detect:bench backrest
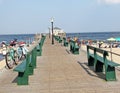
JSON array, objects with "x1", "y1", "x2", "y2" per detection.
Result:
[
  {"x1": 87, "y1": 45, "x2": 110, "y2": 69},
  {"x1": 87, "y1": 45, "x2": 108, "y2": 56},
  {"x1": 27, "y1": 47, "x2": 37, "y2": 68},
  {"x1": 13, "y1": 59, "x2": 26, "y2": 72},
  {"x1": 70, "y1": 39, "x2": 76, "y2": 46}
]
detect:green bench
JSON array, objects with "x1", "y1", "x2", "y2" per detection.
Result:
[
  {"x1": 87, "y1": 45, "x2": 120, "y2": 81},
  {"x1": 63, "y1": 37, "x2": 68, "y2": 47},
  {"x1": 13, "y1": 47, "x2": 37, "y2": 85},
  {"x1": 64, "y1": 41, "x2": 68, "y2": 46},
  {"x1": 36, "y1": 35, "x2": 46, "y2": 56},
  {"x1": 54, "y1": 36, "x2": 59, "y2": 41},
  {"x1": 59, "y1": 38, "x2": 62, "y2": 43},
  {"x1": 70, "y1": 39, "x2": 79, "y2": 54},
  {"x1": 54, "y1": 36, "x2": 62, "y2": 43},
  {"x1": 41, "y1": 35, "x2": 46, "y2": 46},
  {"x1": 37, "y1": 42, "x2": 42, "y2": 56},
  {"x1": 14, "y1": 59, "x2": 28, "y2": 85}
]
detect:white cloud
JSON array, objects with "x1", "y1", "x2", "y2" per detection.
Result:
[{"x1": 98, "y1": 0, "x2": 120, "y2": 4}]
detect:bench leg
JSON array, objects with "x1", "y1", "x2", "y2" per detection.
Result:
[
  {"x1": 88, "y1": 57, "x2": 94, "y2": 66},
  {"x1": 17, "y1": 72, "x2": 28, "y2": 85},
  {"x1": 73, "y1": 48, "x2": 79, "y2": 54},
  {"x1": 106, "y1": 66, "x2": 116, "y2": 81},
  {"x1": 70, "y1": 45, "x2": 72, "y2": 52},
  {"x1": 66, "y1": 43, "x2": 68, "y2": 47},
  {"x1": 63, "y1": 43, "x2": 65, "y2": 46},
  {"x1": 37, "y1": 48, "x2": 42, "y2": 56},
  {"x1": 64, "y1": 42, "x2": 68, "y2": 47},
  {"x1": 28, "y1": 65, "x2": 34, "y2": 75},
  {"x1": 95, "y1": 61, "x2": 104, "y2": 72},
  {"x1": 70, "y1": 46, "x2": 74, "y2": 53}
]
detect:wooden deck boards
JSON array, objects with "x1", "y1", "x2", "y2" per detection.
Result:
[{"x1": 0, "y1": 35, "x2": 120, "y2": 93}]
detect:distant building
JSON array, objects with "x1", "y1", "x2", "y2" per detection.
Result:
[{"x1": 50, "y1": 27, "x2": 66, "y2": 37}]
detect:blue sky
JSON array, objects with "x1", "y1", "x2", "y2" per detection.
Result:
[{"x1": 0, "y1": 0, "x2": 120, "y2": 34}]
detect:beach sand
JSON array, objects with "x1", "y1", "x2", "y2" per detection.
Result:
[{"x1": 0, "y1": 59, "x2": 6, "y2": 70}]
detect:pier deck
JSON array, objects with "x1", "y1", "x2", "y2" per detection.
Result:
[{"x1": 1, "y1": 35, "x2": 120, "y2": 93}]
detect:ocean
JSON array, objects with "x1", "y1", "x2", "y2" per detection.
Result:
[
  {"x1": 0, "y1": 34, "x2": 35, "y2": 44},
  {"x1": 0, "y1": 32, "x2": 119, "y2": 45},
  {"x1": 0, "y1": 34, "x2": 35, "y2": 60},
  {"x1": 0, "y1": 32, "x2": 120, "y2": 60},
  {"x1": 66, "y1": 32, "x2": 120, "y2": 41}
]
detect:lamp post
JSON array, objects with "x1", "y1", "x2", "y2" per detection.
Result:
[
  {"x1": 51, "y1": 17, "x2": 54, "y2": 45},
  {"x1": 48, "y1": 27, "x2": 50, "y2": 38}
]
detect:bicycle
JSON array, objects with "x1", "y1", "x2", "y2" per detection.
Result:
[
  {"x1": 16, "y1": 45, "x2": 26, "y2": 61},
  {"x1": 5, "y1": 44, "x2": 28, "y2": 69},
  {"x1": 5, "y1": 46, "x2": 18, "y2": 69}
]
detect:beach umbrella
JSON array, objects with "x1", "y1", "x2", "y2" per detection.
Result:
[
  {"x1": 115, "y1": 37, "x2": 120, "y2": 41},
  {"x1": 19, "y1": 41, "x2": 26, "y2": 46},
  {"x1": 107, "y1": 37, "x2": 116, "y2": 61},
  {"x1": 107, "y1": 37, "x2": 116, "y2": 41}
]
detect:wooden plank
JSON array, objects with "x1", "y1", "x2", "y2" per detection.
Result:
[{"x1": 13, "y1": 59, "x2": 26, "y2": 72}]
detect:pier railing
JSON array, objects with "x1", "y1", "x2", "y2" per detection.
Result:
[
  {"x1": 106, "y1": 50, "x2": 120, "y2": 64},
  {"x1": 86, "y1": 45, "x2": 120, "y2": 65}
]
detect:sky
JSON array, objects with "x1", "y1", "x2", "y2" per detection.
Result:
[{"x1": 0, "y1": 0, "x2": 120, "y2": 34}]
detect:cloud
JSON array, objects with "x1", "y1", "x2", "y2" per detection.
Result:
[{"x1": 98, "y1": 0, "x2": 120, "y2": 4}]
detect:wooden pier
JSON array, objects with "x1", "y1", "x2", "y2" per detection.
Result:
[{"x1": 1, "y1": 35, "x2": 120, "y2": 93}]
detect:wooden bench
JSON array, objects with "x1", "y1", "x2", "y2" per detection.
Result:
[
  {"x1": 54, "y1": 36, "x2": 59, "y2": 41},
  {"x1": 36, "y1": 35, "x2": 46, "y2": 56},
  {"x1": 37, "y1": 41, "x2": 42, "y2": 56},
  {"x1": 74, "y1": 45, "x2": 79, "y2": 54},
  {"x1": 13, "y1": 47, "x2": 37, "y2": 85},
  {"x1": 59, "y1": 38, "x2": 62, "y2": 43},
  {"x1": 87, "y1": 45, "x2": 120, "y2": 81},
  {"x1": 40, "y1": 35, "x2": 46, "y2": 46},
  {"x1": 63, "y1": 37, "x2": 68, "y2": 47},
  {"x1": 70, "y1": 40, "x2": 79, "y2": 54},
  {"x1": 13, "y1": 59, "x2": 28, "y2": 85}
]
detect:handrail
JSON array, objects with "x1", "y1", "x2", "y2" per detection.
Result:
[
  {"x1": 88, "y1": 45, "x2": 120, "y2": 62},
  {"x1": 106, "y1": 50, "x2": 120, "y2": 56}
]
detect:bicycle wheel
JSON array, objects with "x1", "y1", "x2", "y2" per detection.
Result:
[
  {"x1": 5, "y1": 52, "x2": 14, "y2": 69},
  {"x1": 14, "y1": 51, "x2": 19, "y2": 65}
]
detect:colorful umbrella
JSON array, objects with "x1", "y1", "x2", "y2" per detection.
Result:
[
  {"x1": 107, "y1": 37, "x2": 116, "y2": 41},
  {"x1": 115, "y1": 37, "x2": 120, "y2": 41}
]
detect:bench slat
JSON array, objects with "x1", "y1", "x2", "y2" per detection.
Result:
[
  {"x1": 14, "y1": 59, "x2": 26, "y2": 72},
  {"x1": 88, "y1": 45, "x2": 94, "y2": 50},
  {"x1": 90, "y1": 54, "x2": 94, "y2": 58},
  {"x1": 107, "y1": 60, "x2": 120, "y2": 67},
  {"x1": 88, "y1": 45, "x2": 108, "y2": 55},
  {"x1": 75, "y1": 45, "x2": 79, "y2": 49},
  {"x1": 96, "y1": 48, "x2": 108, "y2": 56},
  {"x1": 96, "y1": 55, "x2": 104, "y2": 63}
]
